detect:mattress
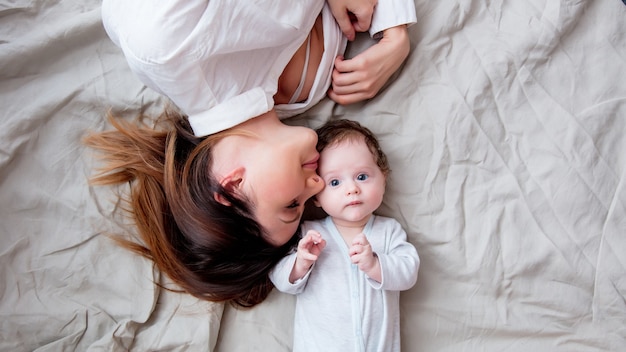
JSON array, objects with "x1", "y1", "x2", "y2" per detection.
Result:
[{"x1": 1, "y1": 0, "x2": 625, "y2": 351}]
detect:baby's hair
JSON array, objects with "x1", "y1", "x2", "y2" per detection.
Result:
[{"x1": 315, "y1": 119, "x2": 390, "y2": 176}]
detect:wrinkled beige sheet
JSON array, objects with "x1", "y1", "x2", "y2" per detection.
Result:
[
  {"x1": 1, "y1": 0, "x2": 625, "y2": 351},
  {"x1": 0, "y1": 1, "x2": 221, "y2": 351}
]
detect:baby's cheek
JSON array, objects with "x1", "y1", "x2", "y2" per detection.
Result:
[{"x1": 315, "y1": 189, "x2": 333, "y2": 206}]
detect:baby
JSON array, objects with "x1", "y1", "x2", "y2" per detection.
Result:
[{"x1": 270, "y1": 119, "x2": 420, "y2": 352}]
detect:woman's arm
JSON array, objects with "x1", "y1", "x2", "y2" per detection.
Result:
[
  {"x1": 328, "y1": 0, "x2": 416, "y2": 105},
  {"x1": 326, "y1": 0, "x2": 377, "y2": 40},
  {"x1": 328, "y1": 24, "x2": 410, "y2": 105}
]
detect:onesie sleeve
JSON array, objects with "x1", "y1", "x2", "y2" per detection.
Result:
[
  {"x1": 369, "y1": 0, "x2": 418, "y2": 38},
  {"x1": 269, "y1": 252, "x2": 313, "y2": 295},
  {"x1": 371, "y1": 218, "x2": 420, "y2": 291}
]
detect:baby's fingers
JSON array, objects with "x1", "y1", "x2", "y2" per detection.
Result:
[
  {"x1": 349, "y1": 243, "x2": 364, "y2": 256},
  {"x1": 300, "y1": 230, "x2": 322, "y2": 247},
  {"x1": 351, "y1": 233, "x2": 369, "y2": 246},
  {"x1": 299, "y1": 230, "x2": 326, "y2": 258}
]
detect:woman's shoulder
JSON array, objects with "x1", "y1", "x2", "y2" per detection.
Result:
[
  {"x1": 102, "y1": 0, "x2": 206, "y2": 63},
  {"x1": 102, "y1": 0, "x2": 324, "y2": 63}
]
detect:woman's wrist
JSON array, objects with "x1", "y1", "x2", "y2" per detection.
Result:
[{"x1": 381, "y1": 24, "x2": 410, "y2": 59}]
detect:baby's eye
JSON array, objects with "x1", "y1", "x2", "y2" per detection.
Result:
[
  {"x1": 357, "y1": 173, "x2": 369, "y2": 181},
  {"x1": 329, "y1": 179, "x2": 340, "y2": 187},
  {"x1": 286, "y1": 200, "x2": 300, "y2": 209}
]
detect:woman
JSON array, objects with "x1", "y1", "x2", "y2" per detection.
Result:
[{"x1": 89, "y1": 0, "x2": 416, "y2": 307}]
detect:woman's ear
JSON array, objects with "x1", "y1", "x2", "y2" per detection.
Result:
[{"x1": 213, "y1": 167, "x2": 245, "y2": 206}]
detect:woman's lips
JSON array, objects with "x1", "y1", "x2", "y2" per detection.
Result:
[{"x1": 302, "y1": 154, "x2": 319, "y2": 169}]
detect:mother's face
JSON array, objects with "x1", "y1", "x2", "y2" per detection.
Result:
[
  {"x1": 214, "y1": 112, "x2": 324, "y2": 246},
  {"x1": 247, "y1": 118, "x2": 324, "y2": 245}
]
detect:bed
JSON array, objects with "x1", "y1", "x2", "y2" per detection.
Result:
[{"x1": 1, "y1": 0, "x2": 625, "y2": 350}]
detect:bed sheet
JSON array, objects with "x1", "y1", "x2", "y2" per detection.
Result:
[
  {"x1": 0, "y1": 1, "x2": 222, "y2": 351},
  {"x1": 1, "y1": 0, "x2": 626, "y2": 351},
  {"x1": 216, "y1": 0, "x2": 626, "y2": 351}
]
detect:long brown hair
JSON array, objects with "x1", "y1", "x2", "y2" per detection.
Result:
[{"x1": 84, "y1": 109, "x2": 298, "y2": 307}]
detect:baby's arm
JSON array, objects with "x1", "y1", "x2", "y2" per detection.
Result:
[
  {"x1": 349, "y1": 233, "x2": 382, "y2": 282},
  {"x1": 289, "y1": 230, "x2": 326, "y2": 283},
  {"x1": 376, "y1": 220, "x2": 420, "y2": 291}
]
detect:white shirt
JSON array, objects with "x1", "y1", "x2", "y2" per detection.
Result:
[
  {"x1": 101, "y1": 0, "x2": 417, "y2": 137},
  {"x1": 270, "y1": 216, "x2": 420, "y2": 352}
]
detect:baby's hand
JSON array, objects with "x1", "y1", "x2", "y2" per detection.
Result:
[
  {"x1": 349, "y1": 233, "x2": 380, "y2": 281},
  {"x1": 298, "y1": 230, "x2": 326, "y2": 262},
  {"x1": 291, "y1": 230, "x2": 326, "y2": 282}
]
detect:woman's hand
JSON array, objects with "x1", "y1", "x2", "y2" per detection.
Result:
[
  {"x1": 290, "y1": 230, "x2": 326, "y2": 283},
  {"x1": 328, "y1": 25, "x2": 410, "y2": 105},
  {"x1": 326, "y1": 0, "x2": 377, "y2": 40}
]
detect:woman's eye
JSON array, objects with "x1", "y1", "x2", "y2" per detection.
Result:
[
  {"x1": 357, "y1": 173, "x2": 368, "y2": 181},
  {"x1": 329, "y1": 179, "x2": 340, "y2": 187},
  {"x1": 286, "y1": 200, "x2": 300, "y2": 209}
]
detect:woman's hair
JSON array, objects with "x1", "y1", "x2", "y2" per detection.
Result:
[
  {"x1": 84, "y1": 109, "x2": 298, "y2": 307},
  {"x1": 315, "y1": 119, "x2": 391, "y2": 176}
]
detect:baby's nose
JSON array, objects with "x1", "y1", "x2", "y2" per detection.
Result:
[{"x1": 347, "y1": 183, "x2": 360, "y2": 195}]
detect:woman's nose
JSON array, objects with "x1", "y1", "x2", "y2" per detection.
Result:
[{"x1": 295, "y1": 126, "x2": 318, "y2": 149}]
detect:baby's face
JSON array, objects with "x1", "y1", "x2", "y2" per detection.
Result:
[{"x1": 315, "y1": 137, "x2": 386, "y2": 227}]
